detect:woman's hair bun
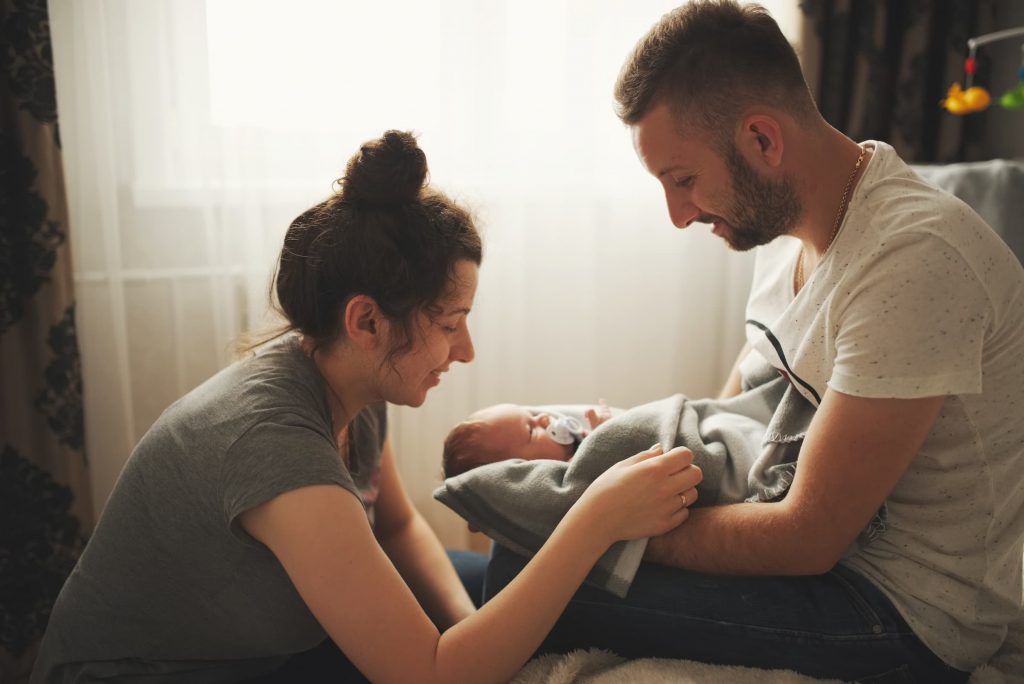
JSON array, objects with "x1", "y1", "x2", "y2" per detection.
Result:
[{"x1": 340, "y1": 130, "x2": 427, "y2": 205}]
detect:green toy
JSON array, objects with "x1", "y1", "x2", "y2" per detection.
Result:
[{"x1": 997, "y1": 61, "x2": 1024, "y2": 110}]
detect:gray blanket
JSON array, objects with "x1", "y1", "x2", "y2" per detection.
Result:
[
  {"x1": 434, "y1": 352, "x2": 890, "y2": 596},
  {"x1": 910, "y1": 159, "x2": 1024, "y2": 264},
  {"x1": 434, "y1": 371, "x2": 798, "y2": 597}
]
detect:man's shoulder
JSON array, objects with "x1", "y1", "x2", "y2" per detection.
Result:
[{"x1": 851, "y1": 152, "x2": 1010, "y2": 271}]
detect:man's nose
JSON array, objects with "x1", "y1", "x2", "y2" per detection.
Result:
[{"x1": 666, "y1": 190, "x2": 699, "y2": 229}]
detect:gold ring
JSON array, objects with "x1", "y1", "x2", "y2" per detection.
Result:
[{"x1": 680, "y1": 492, "x2": 687, "y2": 507}]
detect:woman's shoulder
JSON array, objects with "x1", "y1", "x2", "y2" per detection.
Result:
[
  {"x1": 231, "y1": 337, "x2": 326, "y2": 411},
  {"x1": 153, "y1": 336, "x2": 331, "y2": 445}
]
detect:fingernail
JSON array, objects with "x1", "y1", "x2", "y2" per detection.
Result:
[{"x1": 649, "y1": 442, "x2": 662, "y2": 451}]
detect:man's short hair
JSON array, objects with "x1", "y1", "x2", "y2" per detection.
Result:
[{"x1": 614, "y1": 0, "x2": 817, "y2": 148}]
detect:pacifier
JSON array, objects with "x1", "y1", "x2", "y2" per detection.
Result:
[{"x1": 545, "y1": 415, "x2": 584, "y2": 446}]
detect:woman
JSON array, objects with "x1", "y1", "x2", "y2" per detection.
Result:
[{"x1": 33, "y1": 131, "x2": 701, "y2": 684}]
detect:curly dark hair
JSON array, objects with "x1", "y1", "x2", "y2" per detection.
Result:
[{"x1": 268, "y1": 130, "x2": 482, "y2": 359}]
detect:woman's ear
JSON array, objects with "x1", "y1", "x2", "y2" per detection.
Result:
[{"x1": 343, "y1": 294, "x2": 382, "y2": 349}]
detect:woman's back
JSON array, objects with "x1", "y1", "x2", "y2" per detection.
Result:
[{"x1": 32, "y1": 338, "x2": 387, "y2": 683}]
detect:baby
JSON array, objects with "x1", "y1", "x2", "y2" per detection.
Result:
[{"x1": 442, "y1": 401, "x2": 617, "y2": 478}]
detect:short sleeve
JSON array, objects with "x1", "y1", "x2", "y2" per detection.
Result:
[
  {"x1": 347, "y1": 402, "x2": 388, "y2": 488},
  {"x1": 222, "y1": 412, "x2": 355, "y2": 542},
  {"x1": 353, "y1": 402, "x2": 387, "y2": 461},
  {"x1": 829, "y1": 233, "x2": 990, "y2": 399}
]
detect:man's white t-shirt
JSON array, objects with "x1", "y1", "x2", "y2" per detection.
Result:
[{"x1": 743, "y1": 141, "x2": 1024, "y2": 670}]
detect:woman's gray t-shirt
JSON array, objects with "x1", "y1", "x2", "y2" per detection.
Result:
[{"x1": 32, "y1": 337, "x2": 387, "y2": 683}]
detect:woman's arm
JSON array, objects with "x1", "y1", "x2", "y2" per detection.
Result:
[
  {"x1": 240, "y1": 444, "x2": 699, "y2": 684},
  {"x1": 373, "y1": 439, "x2": 475, "y2": 630}
]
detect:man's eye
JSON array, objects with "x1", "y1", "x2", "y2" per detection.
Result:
[{"x1": 673, "y1": 176, "x2": 694, "y2": 188}]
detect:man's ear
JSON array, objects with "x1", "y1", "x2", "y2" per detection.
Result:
[
  {"x1": 738, "y1": 113, "x2": 784, "y2": 169},
  {"x1": 343, "y1": 294, "x2": 382, "y2": 350}
]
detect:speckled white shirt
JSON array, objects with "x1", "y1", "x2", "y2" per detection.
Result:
[{"x1": 744, "y1": 141, "x2": 1024, "y2": 670}]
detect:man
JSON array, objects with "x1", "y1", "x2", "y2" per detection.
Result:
[{"x1": 484, "y1": 2, "x2": 1024, "y2": 681}]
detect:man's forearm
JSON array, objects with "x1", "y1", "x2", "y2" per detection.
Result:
[
  {"x1": 645, "y1": 502, "x2": 838, "y2": 576},
  {"x1": 651, "y1": 391, "x2": 945, "y2": 577}
]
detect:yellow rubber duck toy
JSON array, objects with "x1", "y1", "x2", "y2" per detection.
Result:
[
  {"x1": 942, "y1": 54, "x2": 992, "y2": 115},
  {"x1": 942, "y1": 82, "x2": 992, "y2": 114}
]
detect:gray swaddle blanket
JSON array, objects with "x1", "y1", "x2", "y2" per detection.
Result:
[
  {"x1": 434, "y1": 370, "x2": 797, "y2": 597},
  {"x1": 738, "y1": 357, "x2": 888, "y2": 549},
  {"x1": 434, "y1": 354, "x2": 883, "y2": 596}
]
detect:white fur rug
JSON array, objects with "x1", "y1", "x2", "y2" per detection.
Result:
[{"x1": 510, "y1": 649, "x2": 1019, "y2": 684}]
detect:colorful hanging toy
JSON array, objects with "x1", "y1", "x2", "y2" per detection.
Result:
[{"x1": 942, "y1": 26, "x2": 1024, "y2": 115}]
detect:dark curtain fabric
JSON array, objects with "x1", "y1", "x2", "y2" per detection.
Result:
[
  {"x1": 1, "y1": 0, "x2": 92, "y2": 681},
  {"x1": 798, "y1": 0, "x2": 1005, "y2": 163}
]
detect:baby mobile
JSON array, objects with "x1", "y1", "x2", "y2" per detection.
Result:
[{"x1": 942, "y1": 25, "x2": 1024, "y2": 115}]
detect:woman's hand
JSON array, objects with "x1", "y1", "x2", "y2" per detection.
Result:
[{"x1": 575, "y1": 444, "x2": 702, "y2": 545}]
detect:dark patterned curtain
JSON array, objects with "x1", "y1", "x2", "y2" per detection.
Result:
[
  {"x1": 1, "y1": 0, "x2": 92, "y2": 681},
  {"x1": 798, "y1": 0, "x2": 1004, "y2": 163}
]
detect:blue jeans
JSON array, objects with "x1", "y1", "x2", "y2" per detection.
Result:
[
  {"x1": 448, "y1": 548, "x2": 487, "y2": 608},
  {"x1": 484, "y1": 544, "x2": 969, "y2": 684}
]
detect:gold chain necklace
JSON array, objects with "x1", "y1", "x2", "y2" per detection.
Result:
[{"x1": 795, "y1": 145, "x2": 867, "y2": 291}]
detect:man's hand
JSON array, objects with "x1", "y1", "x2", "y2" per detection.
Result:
[{"x1": 644, "y1": 389, "x2": 946, "y2": 575}]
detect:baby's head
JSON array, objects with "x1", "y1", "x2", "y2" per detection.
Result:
[{"x1": 442, "y1": 403, "x2": 574, "y2": 478}]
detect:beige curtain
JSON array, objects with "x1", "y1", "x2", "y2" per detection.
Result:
[
  {"x1": 1, "y1": 0, "x2": 92, "y2": 680},
  {"x1": 47, "y1": 0, "x2": 807, "y2": 553}
]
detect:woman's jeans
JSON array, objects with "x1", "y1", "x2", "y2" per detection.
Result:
[{"x1": 484, "y1": 543, "x2": 968, "y2": 683}]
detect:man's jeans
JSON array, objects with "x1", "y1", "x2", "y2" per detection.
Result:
[{"x1": 484, "y1": 544, "x2": 969, "y2": 683}]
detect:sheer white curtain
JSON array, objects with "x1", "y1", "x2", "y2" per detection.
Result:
[{"x1": 50, "y1": 0, "x2": 797, "y2": 548}]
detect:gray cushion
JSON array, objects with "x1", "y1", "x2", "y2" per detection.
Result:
[{"x1": 911, "y1": 159, "x2": 1024, "y2": 263}]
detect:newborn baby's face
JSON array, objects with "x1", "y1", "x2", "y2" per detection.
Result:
[{"x1": 471, "y1": 404, "x2": 573, "y2": 462}]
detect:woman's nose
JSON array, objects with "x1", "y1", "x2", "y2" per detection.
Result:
[{"x1": 451, "y1": 325, "x2": 475, "y2": 364}]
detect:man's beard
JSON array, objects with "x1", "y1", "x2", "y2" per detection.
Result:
[{"x1": 705, "y1": 146, "x2": 802, "y2": 252}]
